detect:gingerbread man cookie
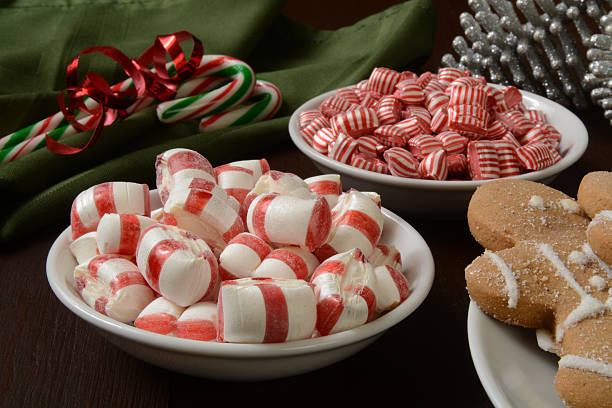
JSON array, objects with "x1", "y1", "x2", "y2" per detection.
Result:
[{"x1": 465, "y1": 173, "x2": 611, "y2": 408}]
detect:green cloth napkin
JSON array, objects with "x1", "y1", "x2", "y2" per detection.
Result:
[{"x1": 0, "y1": 0, "x2": 436, "y2": 243}]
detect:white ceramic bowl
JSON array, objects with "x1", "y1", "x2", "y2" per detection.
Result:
[
  {"x1": 288, "y1": 85, "x2": 588, "y2": 214},
  {"x1": 46, "y1": 191, "x2": 435, "y2": 381}
]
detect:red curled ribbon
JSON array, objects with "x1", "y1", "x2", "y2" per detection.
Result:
[{"x1": 46, "y1": 31, "x2": 204, "y2": 155}]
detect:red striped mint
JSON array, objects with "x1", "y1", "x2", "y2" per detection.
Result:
[
  {"x1": 214, "y1": 164, "x2": 256, "y2": 206},
  {"x1": 430, "y1": 109, "x2": 449, "y2": 133},
  {"x1": 417, "y1": 71, "x2": 435, "y2": 89},
  {"x1": 319, "y1": 95, "x2": 351, "y2": 117},
  {"x1": 310, "y1": 248, "x2": 378, "y2": 335},
  {"x1": 305, "y1": 174, "x2": 342, "y2": 208},
  {"x1": 495, "y1": 110, "x2": 534, "y2": 136},
  {"x1": 525, "y1": 110, "x2": 548, "y2": 123},
  {"x1": 447, "y1": 153, "x2": 469, "y2": 179},
  {"x1": 350, "y1": 153, "x2": 389, "y2": 174},
  {"x1": 134, "y1": 297, "x2": 185, "y2": 335},
  {"x1": 368, "y1": 243, "x2": 402, "y2": 270},
  {"x1": 224, "y1": 158, "x2": 270, "y2": 182},
  {"x1": 247, "y1": 194, "x2": 331, "y2": 251},
  {"x1": 408, "y1": 134, "x2": 444, "y2": 160},
  {"x1": 485, "y1": 86, "x2": 506, "y2": 112},
  {"x1": 299, "y1": 109, "x2": 324, "y2": 129},
  {"x1": 253, "y1": 246, "x2": 320, "y2": 280},
  {"x1": 136, "y1": 224, "x2": 219, "y2": 306},
  {"x1": 540, "y1": 123, "x2": 562, "y2": 150},
  {"x1": 175, "y1": 301, "x2": 218, "y2": 341},
  {"x1": 301, "y1": 116, "x2": 330, "y2": 144},
  {"x1": 164, "y1": 183, "x2": 245, "y2": 252},
  {"x1": 217, "y1": 277, "x2": 316, "y2": 343},
  {"x1": 156, "y1": 148, "x2": 215, "y2": 204},
  {"x1": 395, "y1": 116, "x2": 429, "y2": 139},
  {"x1": 71, "y1": 182, "x2": 151, "y2": 240},
  {"x1": 400, "y1": 70, "x2": 419, "y2": 81},
  {"x1": 402, "y1": 105, "x2": 432, "y2": 126},
  {"x1": 75, "y1": 254, "x2": 155, "y2": 323},
  {"x1": 485, "y1": 119, "x2": 508, "y2": 140},
  {"x1": 366, "y1": 67, "x2": 402, "y2": 95},
  {"x1": 218, "y1": 232, "x2": 272, "y2": 280},
  {"x1": 418, "y1": 150, "x2": 448, "y2": 180},
  {"x1": 315, "y1": 190, "x2": 383, "y2": 261},
  {"x1": 359, "y1": 92, "x2": 381, "y2": 109},
  {"x1": 424, "y1": 90, "x2": 449, "y2": 114},
  {"x1": 374, "y1": 125, "x2": 409, "y2": 147},
  {"x1": 518, "y1": 124, "x2": 550, "y2": 147},
  {"x1": 383, "y1": 147, "x2": 420, "y2": 178},
  {"x1": 69, "y1": 232, "x2": 99, "y2": 264},
  {"x1": 334, "y1": 87, "x2": 361, "y2": 105},
  {"x1": 328, "y1": 132, "x2": 358, "y2": 164},
  {"x1": 448, "y1": 104, "x2": 489, "y2": 138},
  {"x1": 423, "y1": 78, "x2": 446, "y2": 94},
  {"x1": 394, "y1": 80, "x2": 425, "y2": 104},
  {"x1": 373, "y1": 265, "x2": 410, "y2": 312},
  {"x1": 448, "y1": 76, "x2": 486, "y2": 89},
  {"x1": 354, "y1": 79, "x2": 369, "y2": 91},
  {"x1": 516, "y1": 143, "x2": 560, "y2": 170},
  {"x1": 330, "y1": 107, "x2": 379, "y2": 138},
  {"x1": 501, "y1": 131, "x2": 522, "y2": 149},
  {"x1": 501, "y1": 86, "x2": 523, "y2": 110},
  {"x1": 375, "y1": 95, "x2": 402, "y2": 125},
  {"x1": 312, "y1": 127, "x2": 337, "y2": 154},
  {"x1": 96, "y1": 213, "x2": 158, "y2": 256},
  {"x1": 437, "y1": 67, "x2": 467, "y2": 85},
  {"x1": 436, "y1": 131, "x2": 468, "y2": 155},
  {"x1": 447, "y1": 84, "x2": 488, "y2": 108},
  {"x1": 356, "y1": 135, "x2": 383, "y2": 156},
  {"x1": 491, "y1": 140, "x2": 521, "y2": 177},
  {"x1": 467, "y1": 141, "x2": 500, "y2": 180}
]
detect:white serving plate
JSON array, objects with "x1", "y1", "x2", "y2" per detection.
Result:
[
  {"x1": 46, "y1": 190, "x2": 435, "y2": 381},
  {"x1": 288, "y1": 84, "x2": 588, "y2": 214}
]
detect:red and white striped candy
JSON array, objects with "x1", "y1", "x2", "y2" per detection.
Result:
[
  {"x1": 383, "y1": 147, "x2": 420, "y2": 178},
  {"x1": 69, "y1": 232, "x2": 99, "y2": 264},
  {"x1": 218, "y1": 277, "x2": 316, "y2": 343},
  {"x1": 467, "y1": 141, "x2": 500, "y2": 180},
  {"x1": 403, "y1": 105, "x2": 432, "y2": 125},
  {"x1": 218, "y1": 232, "x2": 272, "y2": 280},
  {"x1": 374, "y1": 125, "x2": 409, "y2": 147},
  {"x1": 501, "y1": 131, "x2": 522, "y2": 149},
  {"x1": 519, "y1": 124, "x2": 550, "y2": 147},
  {"x1": 485, "y1": 86, "x2": 506, "y2": 112},
  {"x1": 334, "y1": 87, "x2": 361, "y2": 105},
  {"x1": 215, "y1": 164, "x2": 256, "y2": 206},
  {"x1": 436, "y1": 131, "x2": 468, "y2": 155},
  {"x1": 350, "y1": 153, "x2": 389, "y2": 174},
  {"x1": 155, "y1": 148, "x2": 215, "y2": 204},
  {"x1": 448, "y1": 76, "x2": 486, "y2": 89},
  {"x1": 217, "y1": 158, "x2": 269, "y2": 183},
  {"x1": 330, "y1": 107, "x2": 379, "y2": 138},
  {"x1": 437, "y1": 67, "x2": 467, "y2": 85},
  {"x1": 136, "y1": 224, "x2": 219, "y2": 306},
  {"x1": 376, "y1": 95, "x2": 402, "y2": 125},
  {"x1": 400, "y1": 70, "x2": 419, "y2": 82},
  {"x1": 448, "y1": 104, "x2": 489, "y2": 138},
  {"x1": 539, "y1": 123, "x2": 561, "y2": 150},
  {"x1": 447, "y1": 153, "x2": 469, "y2": 179},
  {"x1": 500, "y1": 86, "x2": 523, "y2": 110},
  {"x1": 253, "y1": 246, "x2": 320, "y2": 280},
  {"x1": 74, "y1": 254, "x2": 155, "y2": 323},
  {"x1": 312, "y1": 127, "x2": 337, "y2": 154},
  {"x1": 491, "y1": 140, "x2": 521, "y2": 177},
  {"x1": 423, "y1": 78, "x2": 446, "y2": 94},
  {"x1": 299, "y1": 110, "x2": 323, "y2": 129},
  {"x1": 516, "y1": 143, "x2": 560, "y2": 170},
  {"x1": 71, "y1": 182, "x2": 151, "y2": 240},
  {"x1": 315, "y1": 190, "x2": 383, "y2": 261},
  {"x1": 408, "y1": 134, "x2": 443, "y2": 160},
  {"x1": 359, "y1": 92, "x2": 379, "y2": 109},
  {"x1": 424, "y1": 90, "x2": 449, "y2": 114},
  {"x1": 367, "y1": 67, "x2": 402, "y2": 95},
  {"x1": 368, "y1": 243, "x2": 402, "y2": 270},
  {"x1": 247, "y1": 194, "x2": 331, "y2": 251},
  {"x1": 495, "y1": 110, "x2": 534, "y2": 136},
  {"x1": 310, "y1": 248, "x2": 378, "y2": 335},
  {"x1": 418, "y1": 150, "x2": 448, "y2": 180},
  {"x1": 394, "y1": 80, "x2": 425, "y2": 104},
  {"x1": 356, "y1": 135, "x2": 383, "y2": 157},
  {"x1": 525, "y1": 110, "x2": 547, "y2": 123},
  {"x1": 395, "y1": 116, "x2": 429, "y2": 138},
  {"x1": 301, "y1": 116, "x2": 331, "y2": 144},
  {"x1": 96, "y1": 213, "x2": 158, "y2": 256},
  {"x1": 319, "y1": 95, "x2": 351, "y2": 117},
  {"x1": 134, "y1": 297, "x2": 185, "y2": 335},
  {"x1": 417, "y1": 71, "x2": 435, "y2": 88},
  {"x1": 447, "y1": 84, "x2": 488, "y2": 108},
  {"x1": 175, "y1": 301, "x2": 218, "y2": 341},
  {"x1": 305, "y1": 174, "x2": 342, "y2": 208},
  {"x1": 328, "y1": 132, "x2": 358, "y2": 164},
  {"x1": 373, "y1": 265, "x2": 410, "y2": 312},
  {"x1": 430, "y1": 109, "x2": 449, "y2": 133},
  {"x1": 486, "y1": 120, "x2": 508, "y2": 140}
]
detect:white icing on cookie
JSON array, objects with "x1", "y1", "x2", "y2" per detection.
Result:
[
  {"x1": 568, "y1": 250, "x2": 589, "y2": 266},
  {"x1": 589, "y1": 275, "x2": 607, "y2": 292},
  {"x1": 559, "y1": 198, "x2": 580, "y2": 214},
  {"x1": 582, "y1": 243, "x2": 612, "y2": 279},
  {"x1": 559, "y1": 355, "x2": 612, "y2": 378},
  {"x1": 485, "y1": 250, "x2": 519, "y2": 308},
  {"x1": 529, "y1": 195, "x2": 546, "y2": 210}
]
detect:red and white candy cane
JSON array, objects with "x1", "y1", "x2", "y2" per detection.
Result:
[
  {"x1": 467, "y1": 141, "x2": 500, "y2": 180},
  {"x1": 156, "y1": 55, "x2": 256, "y2": 123},
  {"x1": 134, "y1": 297, "x2": 185, "y2": 335},
  {"x1": 218, "y1": 232, "x2": 272, "y2": 280},
  {"x1": 367, "y1": 67, "x2": 402, "y2": 95},
  {"x1": 155, "y1": 148, "x2": 216, "y2": 204},
  {"x1": 315, "y1": 190, "x2": 383, "y2": 261},
  {"x1": 175, "y1": 301, "x2": 218, "y2": 341},
  {"x1": 373, "y1": 265, "x2": 410, "y2": 312},
  {"x1": 328, "y1": 132, "x2": 358, "y2": 164},
  {"x1": 136, "y1": 224, "x2": 219, "y2": 306},
  {"x1": 516, "y1": 143, "x2": 561, "y2": 170},
  {"x1": 253, "y1": 246, "x2": 320, "y2": 280},
  {"x1": 96, "y1": 213, "x2": 158, "y2": 256},
  {"x1": 217, "y1": 277, "x2": 317, "y2": 343},
  {"x1": 69, "y1": 232, "x2": 99, "y2": 264},
  {"x1": 330, "y1": 107, "x2": 379, "y2": 138},
  {"x1": 71, "y1": 181, "x2": 151, "y2": 240},
  {"x1": 310, "y1": 248, "x2": 378, "y2": 335},
  {"x1": 74, "y1": 254, "x2": 155, "y2": 323},
  {"x1": 305, "y1": 174, "x2": 342, "y2": 209},
  {"x1": 368, "y1": 243, "x2": 402, "y2": 270},
  {"x1": 418, "y1": 149, "x2": 448, "y2": 180},
  {"x1": 247, "y1": 194, "x2": 332, "y2": 251},
  {"x1": 198, "y1": 80, "x2": 281, "y2": 132},
  {"x1": 383, "y1": 147, "x2": 420, "y2": 178}
]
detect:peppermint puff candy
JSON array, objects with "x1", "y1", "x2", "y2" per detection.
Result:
[
  {"x1": 218, "y1": 232, "x2": 272, "y2": 280},
  {"x1": 253, "y1": 246, "x2": 319, "y2": 280},
  {"x1": 218, "y1": 277, "x2": 317, "y2": 343},
  {"x1": 136, "y1": 224, "x2": 219, "y2": 307},
  {"x1": 70, "y1": 181, "x2": 151, "y2": 240},
  {"x1": 96, "y1": 213, "x2": 158, "y2": 256},
  {"x1": 368, "y1": 243, "x2": 402, "y2": 270},
  {"x1": 310, "y1": 249, "x2": 378, "y2": 336},
  {"x1": 134, "y1": 297, "x2": 185, "y2": 335},
  {"x1": 247, "y1": 194, "x2": 332, "y2": 252},
  {"x1": 155, "y1": 148, "x2": 215, "y2": 204},
  {"x1": 175, "y1": 301, "x2": 218, "y2": 341},
  {"x1": 74, "y1": 254, "x2": 155, "y2": 323},
  {"x1": 214, "y1": 163, "x2": 257, "y2": 206},
  {"x1": 69, "y1": 232, "x2": 99, "y2": 264},
  {"x1": 305, "y1": 174, "x2": 342, "y2": 209},
  {"x1": 373, "y1": 265, "x2": 410, "y2": 312}
]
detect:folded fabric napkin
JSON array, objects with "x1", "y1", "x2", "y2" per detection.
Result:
[{"x1": 0, "y1": 0, "x2": 435, "y2": 243}]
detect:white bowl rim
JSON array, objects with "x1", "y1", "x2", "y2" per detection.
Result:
[
  {"x1": 46, "y1": 207, "x2": 435, "y2": 359},
  {"x1": 288, "y1": 84, "x2": 588, "y2": 191}
]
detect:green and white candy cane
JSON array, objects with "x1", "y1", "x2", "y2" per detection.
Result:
[
  {"x1": 156, "y1": 55, "x2": 256, "y2": 124},
  {"x1": 198, "y1": 80, "x2": 282, "y2": 132}
]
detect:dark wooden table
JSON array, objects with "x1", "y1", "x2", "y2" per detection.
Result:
[{"x1": 1, "y1": 1, "x2": 610, "y2": 407}]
